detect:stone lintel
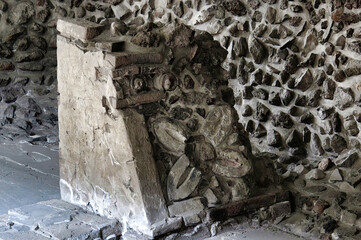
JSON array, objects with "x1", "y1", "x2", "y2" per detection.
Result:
[
  {"x1": 95, "y1": 41, "x2": 125, "y2": 52},
  {"x1": 110, "y1": 91, "x2": 166, "y2": 109},
  {"x1": 207, "y1": 190, "x2": 290, "y2": 221},
  {"x1": 57, "y1": 18, "x2": 103, "y2": 41},
  {"x1": 105, "y1": 52, "x2": 163, "y2": 68}
]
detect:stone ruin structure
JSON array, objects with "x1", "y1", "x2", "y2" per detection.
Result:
[
  {"x1": 57, "y1": 18, "x2": 285, "y2": 237},
  {"x1": 1, "y1": 0, "x2": 361, "y2": 238}
]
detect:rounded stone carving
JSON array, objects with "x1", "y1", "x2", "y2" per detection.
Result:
[
  {"x1": 167, "y1": 155, "x2": 202, "y2": 201},
  {"x1": 202, "y1": 105, "x2": 233, "y2": 146},
  {"x1": 212, "y1": 148, "x2": 252, "y2": 178},
  {"x1": 154, "y1": 73, "x2": 178, "y2": 91},
  {"x1": 153, "y1": 117, "x2": 188, "y2": 155}
]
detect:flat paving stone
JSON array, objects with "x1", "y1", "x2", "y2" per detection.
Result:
[
  {"x1": 8, "y1": 203, "x2": 65, "y2": 230},
  {"x1": 0, "y1": 231, "x2": 50, "y2": 240},
  {"x1": 39, "y1": 218, "x2": 101, "y2": 239},
  {"x1": 0, "y1": 139, "x2": 59, "y2": 215}
]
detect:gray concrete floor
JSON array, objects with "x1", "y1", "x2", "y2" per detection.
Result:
[{"x1": 0, "y1": 138, "x2": 60, "y2": 214}]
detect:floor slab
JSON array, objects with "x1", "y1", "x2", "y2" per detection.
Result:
[{"x1": 0, "y1": 139, "x2": 60, "y2": 214}]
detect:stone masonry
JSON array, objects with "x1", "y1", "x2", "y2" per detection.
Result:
[{"x1": 57, "y1": 18, "x2": 285, "y2": 238}]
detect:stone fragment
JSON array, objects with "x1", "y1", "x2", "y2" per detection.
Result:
[
  {"x1": 269, "y1": 92, "x2": 282, "y2": 106},
  {"x1": 269, "y1": 201, "x2": 291, "y2": 221},
  {"x1": 153, "y1": 118, "x2": 187, "y2": 155},
  {"x1": 322, "y1": 79, "x2": 336, "y2": 99},
  {"x1": 311, "y1": 133, "x2": 324, "y2": 156},
  {"x1": 318, "y1": 158, "x2": 330, "y2": 171},
  {"x1": 14, "y1": 50, "x2": 44, "y2": 63},
  {"x1": 284, "y1": 54, "x2": 299, "y2": 74},
  {"x1": 272, "y1": 112, "x2": 293, "y2": 129},
  {"x1": 294, "y1": 69, "x2": 313, "y2": 91},
  {"x1": 202, "y1": 106, "x2": 233, "y2": 146},
  {"x1": 204, "y1": 189, "x2": 219, "y2": 206},
  {"x1": 267, "y1": 130, "x2": 283, "y2": 147},
  {"x1": 0, "y1": 61, "x2": 14, "y2": 71},
  {"x1": 340, "y1": 210, "x2": 357, "y2": 226},
  {"x1": 280, "y1": 89, "x2": 294, "y2": 106},
  {"x1": 168, "y1": 197, "x2": 204, "y2": 217},
  {"x1": 335, "y1": 87, "x2": 354, "y2": 110},
  {"x1": 331, "y1": 134, "x2": 347, "y2": 153},
  {"x1": 265, "y1": 7, "x2": 277, "y2": 24},
  {"x1": 312, "y1": 199, "x2": 329, "y2": 215},
  {"x1": 252, "y1": 88, "x2": 268, "y2": 100},
  {"x1": 250, "y1": 38, "x2": 268, "y2": 64},
  {"x1": 254, "y1": 102, "x2": 270, "y2": 122},
  {"x1": 286, "y1": 130, "x2": 303, "y2": 148},
  {"x1": 305, "y1": 169, "x2": 326, "y2": 180},
  {"x1": 254, "y1": 24, "x2": 267, "y2": 37},
  {"x1": 57, "y1": 18, "x2": 103, "y2": 41},
  {"x1": 331, "y1": 113, "x2": 342, "y2": 133},
  {"x1": 334, "y1": 152, "x2": 358, "y2": 167},
  {"x1": 345, "y1": 119, "x2": 359, "y2": 136},
  {"x1": 242, "y1": 105, "x2": 252, "y2": 117},
  {"x1": 348, "y1": 40, "x2": 361, "y2": 54},
  {"x1": 212, "y1": 149, "x2": 252, "y2": 178},
  {"x1": 329, "y1": 169, "x2": 343, "y2": 183},
  {"x1": 233, "y1": 38, "x2": 248, "y2": 57},
  {"x1": 167, "y1": 155, "x2": 201, "y2": 201},
  {"x1": 300, "y1": 112, "x2": 314, "y2": 124},
  {"x1": 10, "y1": 2, "x2": 35, "y2": 24},
  {"x1": 222, "y1": 0, "x2": 247, "y2": 16}
]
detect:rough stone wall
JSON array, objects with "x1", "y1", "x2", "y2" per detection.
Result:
[
  {"x1": 1, "y1": 0, "x2": 360, "y2": 164},
  {"x1": 5, "y1": 0, "x2": 361, "y2": 236}
]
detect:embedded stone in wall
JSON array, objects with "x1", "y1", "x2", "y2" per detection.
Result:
[
  {"x1": 153, "y1": 118, "x2": 188, "y2": 155},
  {"x1": 202, "y1": 106, "x2": 233, "y2": 146},
  {"x1": 167, "y1": 155, "x2": 202, "y2": 201}
]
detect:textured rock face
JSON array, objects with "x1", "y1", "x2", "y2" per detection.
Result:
[
  {"x1": 3, "y1": 0, "x2": 361, "y2": 238},
  {"x1": 57, "y1": 19, "x2": 259, "y2": 237}
]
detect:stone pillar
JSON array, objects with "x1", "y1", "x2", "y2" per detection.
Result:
[{"x1": 57, "y1": 19, "x2": 180, "y2": 237}]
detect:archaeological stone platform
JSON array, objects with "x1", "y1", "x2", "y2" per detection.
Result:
[{"x1": 57, "y1": 18, "x2": 288, "y2": 237}]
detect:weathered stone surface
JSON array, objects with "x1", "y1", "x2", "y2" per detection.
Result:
[
  {"x1": 329, "y1": 169, "x2": 343, "y2": 183},
  {"x1": 334, "y1": 87, "x2": 354, "y2": 110},
  {"x1": 254, "y1": 102, "x2": 270, "y2": 122},
  {"x1": 284, "y1": 54, "x2": 299, "y2": 74},
  {"x1": 250, "y1": 38, "x2": 268, "y2": 64},
  {"x1": 280, "y1": 89, "x2": 294, "y2": 106},
  {"x1": 57, "y1": 18, "x2": 103, "y2": 41},
  {"x1": 9, "y1": 2, "x2": 35, "y2": 25},
  {"x1": 294, "y1": 69, "x2": 313, "y2": 91},
  {"x1": 202, "y1": 106, "x2": 233, "y2": 146},
  {"x1": 58, "y1": 36, "x2": 169, "y2": 236},
  {"x1": 331, "y1": 134, "x2": 347, "y2": 153},
  {"x1": 153, "y1": 118, "x2": 187, "y2": 155},
  {"x1": 267, "y1": 130, "x2": 283, "y2": 147},
  {"x1": 233, "y1": 37, "x2": 248, "y2": 57},
  {"x1": 305, "y1": 169, "x2": 325, "y2": 180},
  {"x1": 311, "y1": 133, "x2": 324, "y2": 156},
  {"x1": 318, "y1": 158, "x2": 330, "y2": 171},
  {"x1": 212, "y1": 149, "x2": 252, "y2": 178},
  {"x1": 168, "y1": 197, "x2": 204, "y2": 217},
  {"x1": 334, "y1": 152, "x2": 358, "y2": 167},
  {"x1": 222, "y1": 0, "x2": 247, "y2": 16},
  {"x1": 167, "y1": 155, "x2": 201, "y2": 201},
  {"x1": 272, "y1": 112, "x2": 293, "y2": 129},
  {"x1": 286, "y1": 130, "x2": 303, "y2": 148}
]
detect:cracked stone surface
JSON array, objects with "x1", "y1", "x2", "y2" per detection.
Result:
[{"x1": 0, "y1": 137, "x2": 59, "y2": 215}]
